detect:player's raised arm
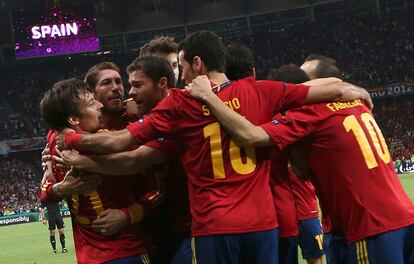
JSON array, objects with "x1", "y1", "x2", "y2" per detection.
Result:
[
  {"x1": 186, "y1": 76, "x2": 272, "y2": 147},
  {"x1": 59, "y1": 128, "x2": 136, "y2": 154},
  {"x1": 186, "y1": 75, "x2": 335, "y2": 147},
  {"x1": 61, "y1": 146, "x2": 167, "y2": 175},
  {"x1": 305, "y1": 81, "x2": 373, "y2": 109}
]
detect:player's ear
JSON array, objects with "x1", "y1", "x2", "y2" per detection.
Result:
[
  {"x1": 158, "y1": 77, "x2": 168, "y2": 90},
  {"x1": 67, "y1": 116, "x2": 80, "y2": 126},
  {"x1": 192, "y1": 56, "x2": 203, "y2": 74}
]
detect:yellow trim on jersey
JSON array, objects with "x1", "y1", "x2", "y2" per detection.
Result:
[
  {"x1": 86, "y1": 191, "x2": 104, "y2": 214},
  {"x1": 74, "y1": 216, "x2": 91, "y2": 225},
  {"x1": 191, "y1": 237, "x2": 198, "y2": 264},
  {"x1": 128, "y1": 203, "x2": 144, "y2": 224}
]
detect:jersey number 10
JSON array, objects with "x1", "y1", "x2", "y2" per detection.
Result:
[
  {"x1": 343, "y1": 113, "x2": 391, "y2": 169},
  {"x1": 204, "y1": 122, "x2": 257, "y2": 179}
]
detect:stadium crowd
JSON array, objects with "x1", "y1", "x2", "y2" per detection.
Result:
[
  {"x1": 0, "y1": 156, "x2": 41, "y2": 216},
  {"x1": 375, "y1": 96, "x2": 414, "y2": 162}
]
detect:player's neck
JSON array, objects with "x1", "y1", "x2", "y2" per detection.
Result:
[
  {"x1": 101, "y1": 111, "x2": 125, "y2": 131},
  {"x1": 206, "y1": 72, "x2": 229, "y2": 86}
]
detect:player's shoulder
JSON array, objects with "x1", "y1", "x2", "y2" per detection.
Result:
[
  {"x1": 162, "y1": 88, "x2": 192, "y2": 105},
  {"x1": 168, "y1": 88, "x2": 189, "y2": 98},
  {"x1": 256, "y1": 79, "x2": 290, "y2": 91}
]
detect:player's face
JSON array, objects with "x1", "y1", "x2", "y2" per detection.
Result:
[
  {"x1": 300, "y1": 60, "x2": 319, "y2": 80},
  {"x1": 179, "y1": 50, "x2": 198, "y2": 84},
  {"x1": 128, "y1": 70, "x2": 164, "y2": 117},
  {"x1": 77, "y1": 92, "x2": 103, "y2": 133},
  {"x1": 94, "y1": 69, "x2": 124, "y2": 113},
  {"x1": 164, "y1": 52, "x2": 179, "y2": 85}
]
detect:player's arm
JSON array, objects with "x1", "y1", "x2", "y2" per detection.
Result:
[
  {"x1": 39, "y1": 206, "x2": 47, "y2": 224},
  {"x1": 185, "y1": 76, "x2": 274, "y2": 147},
  {"x1": 305, "y1": 80, "x2": 373, "y2": 109},
  {"x1": 59, "y1": 129, "x2": 136, "y2": 154},
  {"x1": 185, "y1": 76, "x2": 352, "y2": 147},
  {"x1": 302, "y1": 77, "x2": 342, "y2": 86},
  {"x1": 49, "y1": 168, "x2": 102, "y2": 200},
  {"x1": 60, "y1": 146, "x2": 167, "y2": 175},
  {"x1": 92, "y1": 189, "x2": 164, "y2": 236}
]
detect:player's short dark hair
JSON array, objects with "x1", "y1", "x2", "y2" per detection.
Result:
[
  {"x1": 127, "y1": 56, "x2": 175, "y2": 88},
  {"x1": 84, "y1": 62, "x2": 121, "y2": 90},
  {"x1": 40, "y1": 78, "x2": 92, "y2": 131},
  {"x1": 267, "y1": 64, "x2": 310, "y2": 84},
  {"x1": 305, "y1": 54, "x2": 337, "y2": 65},
  {"x1": 225, "y1": 43, "x2": 255, "y2": 80},
  {"x1": 178, "y1": 31, "x2": 227, "y2": 73},
  {"x1": 304, "y1": 54, "x2": 342, "y2": 79},
  {"x1": 139, "y1": 36, "x2": 178, "y2": 57}
]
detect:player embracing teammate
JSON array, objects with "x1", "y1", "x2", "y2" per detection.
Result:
[{"x1": 38, "y1": 30, "x2": 414, "y2": 264}]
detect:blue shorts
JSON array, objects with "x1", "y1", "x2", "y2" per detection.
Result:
[
  {"x1": 171, "y1": 235, "x2": 192, "y2": 264},
  {"x1": 298, "y1": 217, "x2": 324, "y2": 259},
  {"x1": 103, "y1": 252, "x2": 152, "y2": 264},
  {"x1": 192, "y1": 228, "x2": 278, "y2": 264},
  {"x1": 324, "y1": 224, "x2": 414, "y2": 264},
  {"x1": 279, "y1": 236, "x2": 298, "y2": 264}
]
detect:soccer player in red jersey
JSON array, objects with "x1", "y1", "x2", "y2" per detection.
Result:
[
  {"x1": 62, "y1": 56, "x2": 192, "y2": 264},
  {"x1": 226, "y1": 46, "x2": 321, "y2": 264},
  {"x1": 60, "y1": 31, "x2": 372, "y2": 264},
  {"x1": 185, "y1": 74, "x2": 414, "y2": 264},
  {"x1": 39, "y1": 77, "x2": 158, "y2": 264},
  {"x1": 268, "y1": 64, "x2": 324, "y2": 264},
  {"x1": 271, "y1": 152, "x2": 300, "y2": 264}
]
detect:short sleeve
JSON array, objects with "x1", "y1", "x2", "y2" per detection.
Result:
[
  {"x1": 257, "y1": 81, "x2": 310, "y2": 114},
  {"x1": 126, "y1": 89, "x2": 183, "y2": 145},
  {"x1": 260, "y1": 106, "x2": 321, "y2": 150}
]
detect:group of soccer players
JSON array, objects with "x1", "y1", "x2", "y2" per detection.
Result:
[{"x1": 38, "y1": 31, "x2": 414, "y2": 264}]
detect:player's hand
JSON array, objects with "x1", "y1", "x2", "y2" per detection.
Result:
[
  {"x1": 40, "y1": 165, "x2": 56, "y2": 185},
  {"x1": 51, "y1": 147, "x2": 66, "y2": 171},
  {"x1": 42, "y1": 219, "x2": 47, "y2": 225},
  {"x1": 60, "y1": 150, "x2": 91, "y2": 170},
  {"x1": 41, "y1": 144, "x2": 52, "y2": 170},
  {"x1": 57, "y1": 168, "x2": 102, "y2": 196},
  {"x1": 91, "y1": 209, "x2": 128, "y2": 236},
  {"x1": 185, "y1": 75, "x2": 214, "y2": 101},
  {"x1": 340, "y1": 82, "x2": 374, "y2": 110},
  {"x1": 124, "y1": 98, "x2": 139, "y2": 121}
]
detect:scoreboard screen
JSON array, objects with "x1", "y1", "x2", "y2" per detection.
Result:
[{"x1": 12, "y1": 4, "x2": 100, "y2": 59}]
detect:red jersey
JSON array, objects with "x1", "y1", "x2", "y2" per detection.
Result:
[
  {"x1": 145, "y1": 140, "x2": 192, "y2": 235},
  {"x1": 261, "y1": 99, "x2": 414, "y2": 243},
  {"x1": 126, "y1": 77, "x2": 309, "y2": 236},
  {"x1": 40, "y1": 131, "x2": 153, "y2": 264},
  {"x1": 288, "y1": 168, "x2": 319, "y2": 221},
  {"x1": 271, "y1": 151, "x2": 298, "y2": 238}
]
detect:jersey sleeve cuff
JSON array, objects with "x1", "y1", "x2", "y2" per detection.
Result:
[
  {"x1": 260, "y1": 123, "x2": 288, "y2": 151},
  {"x1": 65, "y1": 132, "x2": 82, "y2": 150}
]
